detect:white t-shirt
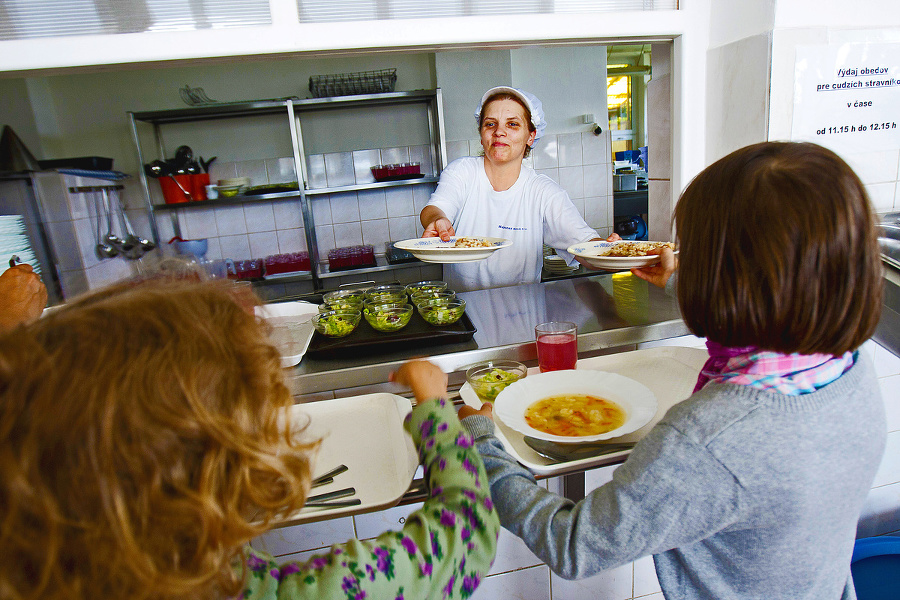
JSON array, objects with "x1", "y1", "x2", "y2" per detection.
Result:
[{"x1": 426, "y1": 157, "x2": 599, "y2": 292}]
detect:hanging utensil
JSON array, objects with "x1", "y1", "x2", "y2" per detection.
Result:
[
  {"x1": 94, "y1": 191, "x2": 118, "y2": 259},
  {"x1": 113, "y1": 188, "x2": 156, "y2": 255}
]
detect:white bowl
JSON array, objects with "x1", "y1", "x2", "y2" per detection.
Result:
[{"x1": 493, "y1": 370, "x2": 658, "y2": 444}]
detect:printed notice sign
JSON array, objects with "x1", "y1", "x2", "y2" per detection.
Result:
[{"x1": 792, "y1": 42, "x2": 900, "y2": 153}]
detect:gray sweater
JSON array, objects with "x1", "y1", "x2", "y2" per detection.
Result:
[{"x1": 462, "y1": 353, "x2": 886, "y2": 600}]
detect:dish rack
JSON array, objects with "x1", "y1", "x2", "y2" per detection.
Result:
[{"x1": 309, "y1": 69, "x2": 397, "y2": 98}]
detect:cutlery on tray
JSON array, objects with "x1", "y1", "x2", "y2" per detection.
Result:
[
  {"x1": 311, "y1": 464, "x2": 349, "y2": 488},
  {"x1": 303, "y1": 465, "x2": 360, "y2": 509},
  {"x1": 523, "y1": 437, "x2": 636, "y2": 462}
]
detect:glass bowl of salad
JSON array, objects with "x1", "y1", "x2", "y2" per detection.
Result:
[
  {"x1": 323, "y1": 288, "x2": 368, "y2": 306},
  {"x1": 465, "y1": 360, "x2": 528, "y2": 403},
  {"x1": 312, "y1": 309, "x2": 361, "y2": 337},
  {"x1": 417, "y1": 299, "x2": 466, "y2": 326},
  {"x1": 404, "y1": 280, "x2": 449, "y2": 297},
  {"x1": 363, "y1": 302, "x2": 414, "y2": 332},
  {"x1": 319, "y1": 296, "x2": 364, "y2": 313},
  {"x1": 410, "y1": 290, "x2": 456, "y2": 309},
  {"x1": 365, "y1": 284, "x2": 406, "y2": 300}
]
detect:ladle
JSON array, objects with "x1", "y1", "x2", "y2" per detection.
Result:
[
  {"x1": 111, "y1": 189, "x2": 157, "y2": 258},
  {"x1": 93, "y1": 191, "x2": 118, "y2": 259}
]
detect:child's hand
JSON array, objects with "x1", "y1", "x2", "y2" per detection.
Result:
[
  {"x1": 630, "y1": 246, "x2": 677, "y2": 288},
  {"x1": 390, "y1": 359, "x2": 448, "y2": 405},
  {"x1": 458, "y1": 402, "x2": 493, "y2": 421}
]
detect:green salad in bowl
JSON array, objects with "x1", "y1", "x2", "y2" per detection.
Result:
[
  {"x1": 465, "y1": 360, "x2": 528, "y2": 403},
  {"x1": 363, "y1": 303, "x2": 413, "y2": 332},
  {"x1": 410, "y1": 290, "x2": 456, "y2": 308},
  {"x1": 404, "y1": 280, "x2": 448, "y2": 297},
  {"x1": 312, "y1": 309, "x2": 361, "y2": 337},
  {"x1": 418, "y1": 299, "x2": 466, "y2": 325},
  {"x1": 319, "y1": 297, "x2": 364, "y2": 313}
]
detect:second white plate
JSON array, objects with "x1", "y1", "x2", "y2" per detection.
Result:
[{"x1": 568, "y1": 240, "x2": 678, "y2": 270}]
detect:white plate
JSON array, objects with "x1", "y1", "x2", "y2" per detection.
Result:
[
  {"x1": 271, "y1": 393, "x2": 418, "y2": 526},
  {"x1": 493, "y1": 369, "x2": 658, "y2": 444},
  {"x1": 394, "y1": 236, "x2": 512, "y2": 264},
  {"x1": 459, "y1": 347, "x2": 707, "y2": 475},
  {"x1": 255, "y1": 301, "x2": 320, "y2": 367},
  {"x1": 567, "y1": 241, "x2": 678, "y2": 270}
]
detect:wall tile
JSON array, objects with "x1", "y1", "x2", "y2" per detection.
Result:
[
  {"x1": 558, "y1": 132, "x2": 584, "y2": 167},
  {"x1": 867, "y1": 182, "x2": 897, "y2": 213},
  {"x1": 311, "y1": 196, "x2": 333, "y2": 226},
  {"x1": 584, "y1": 163, "x2": 611, "y2": 198},
  {"x1": 361, "y1": 218, "x2": 391, "y2": 248},
  {"x1": 585, "y1": 196, "x2": 610, "y2": 230},
  {"x1": 210, "y1": 161, "x2": 237, "y2": 182},
  {"x1": 183, "y1": 207, "x2": 219, "y2": 238},
  {"x1": 468, "y1": 139, "x2": 483, "y2": 157},
  {"x1": 446, "y1": 140, "x2": 469, "y2": 163},
  {"x1": 214, "y1": 205, "x2": 248, "y2": 236},
  {"x1": 48, "y1": 219, "x2": 86, "y2": 271},
  {"x1": 551, "y1": 561, "x2": 633, "y2": 600},
  {"x1": 357, "y1": 188, "x2": 388, "y2": 220},
  {"x1": 314, "y1": 225, "x2": 336, "y2": 256},
  {"x1": 846, "y1": 150, "x2": 900, "y2": 185},
  {"x1": 409, "y1": 144, "x2": 434, "y2": 176},
  {"x1": 330, "y1": 191, "x2": 361, "y2": 224},
  {"x1": 218, "y1": 234, "x2": 251, "y2": 259},
  {"x1": 306, "y1": 154, "x2": 327, "y2": 189},
  {"x1": 880, "y1": 374, "x2": 900, "y2": 434},
  {"x1": 582, "y1": 130, "x2": 607, "y2": 165},
  {"x1": 243, "y1": 201, "x2": 276, "y2": 233},
  {"x1": 33, "y1": 172, "x2": 70, "y2": 223},
  {"x1": 272, "y1": 200, "x2": 304, "y2": 230},
  {"x1": 353, "y1": 502, "x2": 423, "y2": 540},
  {"x1": 276, "y1": 228, "x2": 307, "y2": 254},
  {"x1": 858, "y1": 480, "x2": 900, "y2": 538},
  {"x1": 235, "y1": 159, "x2": 267, "y2": 186},
  {"x1": 380, "y1": 146, "x2": 410, "y2": 165},
  {"x1": 633, "y1": 555, "x2": 662, "y2": 597},
  {"x1": 385, "y1": 186, "x2": 415, "y2": 218},
  {"x1": 471, "y1": 565, "x2": 550, "y2": 600},
  {"x1": 58, "y1": 267, "x2": 89, "y2": 299},
  {"x1": 488, "y1": 528, "x2": 543, "y2": 575},
  {"x1": 535, "y1": 167, "x2": 560, "y2": 185},
  {"x1": 325, "y1": 152, "x2": 355, "y2": 188},
  {"x1": 333, "y1": 222, "x2": 363, "y2": 247},
  {"x1": 265, "y1": 156, "x2": 296, "y2": 183},
  {"x1": 251, "y1": 518, "x2": 356, "y2": 556},
  {"x1": 872, "y1": 430, "x2": 900, "y2": 488},
  {"x1": 871, "y1": 340, "x2": 900, "y2": 376},
  {"x1": 352, "y1": 149, "x2": 381, "y2": 184},
  {"x1": 202, "y1": 237, "x2": 223, "y2": 260},
  {"x1": 248, "y1": 232, "x2": 281, "y2": 257},
  {"x1": 389, "y1": 216, "x2": 418, "y2": 241},
  {"x1": 559, "y1": 166, "x2": 584, "y2": 199},
  {"x1": 533, "y1": 135, "x2": 559, "y2": 170},
  {"x1": 412, "y1": 185, "x2": 434, "y2": 214}
]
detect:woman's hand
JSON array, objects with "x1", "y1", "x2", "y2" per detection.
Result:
[
  {"x1": 0, "y1": 264, "x2": 47, "y2": 333},
  {"x1": 423, "y1": 217, "x2": 455, "y2": 241},
  {"x1": 458, "y1": 402, "x2": 493, "y2": 421},
  {"x1": 630, "y1": 246, "x2": 677, "y2": 288},
  {"x1": 390, "y1": 359, "x2": 448, "y2": 405}
]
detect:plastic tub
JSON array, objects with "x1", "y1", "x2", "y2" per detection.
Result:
[{"x1": 851, "y1": 536, "x2": 900, "y2": 600}]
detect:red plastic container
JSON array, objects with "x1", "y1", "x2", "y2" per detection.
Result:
[
  {"x1": 158, "y1": 173, "x2": 210, "y2": 204},
  {"x1": 264, "y1": 252, "x2": 311, "y2": 275}
]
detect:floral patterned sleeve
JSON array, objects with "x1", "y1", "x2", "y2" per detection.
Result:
[{"x1": 239, "y1": 397, "x2": 500, "y2": 600}]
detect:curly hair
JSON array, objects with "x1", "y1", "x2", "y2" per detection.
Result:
[
  {"x1": 0, "y1": 278, "x2": 316, "y2": 600},
  {"x1": 674, "y1": 141, "x2": 883, "y2": 354}
]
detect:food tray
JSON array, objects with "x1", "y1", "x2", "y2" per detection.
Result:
[
  {"x1": 270, "y1": 393, "x2": 418, "y2": 526},
  {"x1": 459, "y1": 346, "x2": 707, "y2": 476},
  {"x1": 306, "y1": 310, "x2": 476, "y2": 359}
]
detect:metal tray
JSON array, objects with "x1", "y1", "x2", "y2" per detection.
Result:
[{"x1": 306, "y1": 310, "x2": 476, "y2": 359}]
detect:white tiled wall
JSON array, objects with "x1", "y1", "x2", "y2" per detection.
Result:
[{"x1": 257, "y1": 336, "x2": 900, "y2": 600}]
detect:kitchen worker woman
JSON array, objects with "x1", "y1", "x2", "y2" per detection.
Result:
[{"x1": 420, "y1": 86, "x2": 607, "y2": 292}]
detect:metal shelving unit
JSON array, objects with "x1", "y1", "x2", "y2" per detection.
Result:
[{"x1": 128, "y1": 89, "x2": 448, "y2": 292}]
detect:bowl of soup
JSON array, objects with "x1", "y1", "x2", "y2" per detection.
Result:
[{"x1": 492, "y1": 370, "x2": 658, "y2": 443}]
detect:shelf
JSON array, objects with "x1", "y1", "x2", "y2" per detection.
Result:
[
  {"x1": 152, "y1": 189, "x2": 302, "y2": 211},
  {"x1": 305, "y1": 177, "x2": 438, "y2": 196},
  {"x1": 316, "y1": 254, "x2": 423, "y2": 280},
  {"x1": 249, "y1": 271, "x2": 315, "y2": 286},
  {"x1": 129, "y1": 99, "x2": 293, "y2": 124}
]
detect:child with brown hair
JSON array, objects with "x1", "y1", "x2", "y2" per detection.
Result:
[
  {"x1": 453, "y1": 141, "x2": 886, "y2": 599},
  {"x1": 0, "y1": 277, "x2": 498, "y2": 600}
]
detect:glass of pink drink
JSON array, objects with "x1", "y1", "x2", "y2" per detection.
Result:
[{"x1": 535, "y1": 321, "x2": 578, "y2": 372}]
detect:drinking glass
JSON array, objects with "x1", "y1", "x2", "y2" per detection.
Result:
[{"x1": 535, "y1": 321, "x2": 578, "y2": 372}]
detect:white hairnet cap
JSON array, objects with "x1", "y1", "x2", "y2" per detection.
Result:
[{"x1": 476, "y1": 86, "x2": 546, "y2": 146}]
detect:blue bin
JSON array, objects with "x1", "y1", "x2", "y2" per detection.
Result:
[{"x1": 851, "y1": 536, "x2": 900, "y2": 600}]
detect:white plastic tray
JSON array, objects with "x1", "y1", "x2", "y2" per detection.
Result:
[
  {"x1": 255, "y1": 301, "x2": 320, "y2": 368},
  {"x1": 272, "y1": 393, "x2": 418, "y2": 526},
  {"x1": 460, "y1": 346, "x2": 708, "y2": 476}
]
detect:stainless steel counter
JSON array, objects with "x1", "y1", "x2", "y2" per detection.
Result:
[{"x1": 285, "y1": 273, "x2": 689, "y2": 396}]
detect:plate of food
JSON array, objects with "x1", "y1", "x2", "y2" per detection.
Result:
[
  {"x1": 567, "y1": 240, "x2": 677, "y2": 270},
  {"x1": 393, "y1": 236, "x2": 512, "y2": 263},
  {"x1": 493, "y1": 369, "x2": 658, "y2": 444}
]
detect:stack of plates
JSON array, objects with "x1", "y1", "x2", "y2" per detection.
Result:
[
  {"x1": 543, "y1": 254, "x2": 577, "y2": 275},
  {"x1": 0, "y1": 215, "x2": 39, "y2": 274}
]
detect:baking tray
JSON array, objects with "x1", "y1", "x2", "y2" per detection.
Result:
[
  {"x1": 306, "y1": 311, "x2": 477, "y2": 359},
  {"x1": 459, "y1": 346, "x2": 708, "y2": 476},
  {"x1": 269, "y1": 393, "x2": 418, "y2": 527}
]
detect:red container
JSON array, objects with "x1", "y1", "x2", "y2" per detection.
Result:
[
  {"x1": 264, "y1": 252, "x2": 311, "y2": 275},
  {"x1": 158, "y1": 173, "x2": 210, "y2": 204}
]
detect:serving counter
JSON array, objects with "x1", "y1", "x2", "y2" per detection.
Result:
[{"x1": 284, "y1": 272, "x2": 690, "y2": 397}]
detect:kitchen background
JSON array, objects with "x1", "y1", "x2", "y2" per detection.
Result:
[{"x1": 2, "y1": 1, "x2": 900, "y2": 598}]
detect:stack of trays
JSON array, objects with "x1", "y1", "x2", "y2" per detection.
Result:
[
  {"x1": 543, "y1": 254, "x2": 577, "y2": 275},
  {"x1": 0, "y1": 215, "x2": 38, "y2": 274}
]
